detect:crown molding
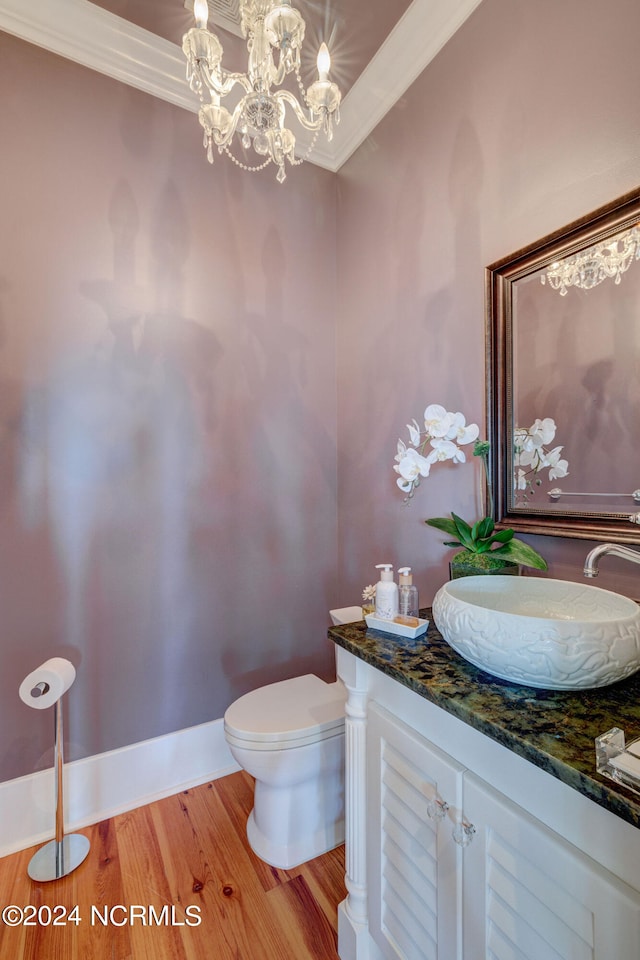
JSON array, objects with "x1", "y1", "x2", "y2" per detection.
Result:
[
  {"x1": 322, "y1": 0, "x2": 484, "y2": 171},
  {"x1": 0, "y1": 0, "x2": 197, "y2": 113},
  {"x1": 0, "y1": 0, "x2": 482, "y2": 172}
]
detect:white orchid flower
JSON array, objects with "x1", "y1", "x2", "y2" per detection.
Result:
[
  {"x1": 545, "y1": 446, "x2": 569, "y2": 480},
  {"x1": 518, "y1": 434, "x2": 537, "y2": 453},
  {"x1": 395, "y1": 438, "x2": 408, "y2": 463},
  {"x1": 427, "y1": 438, "x2": 465, "y2": 464},
  {"x1": 515, "y1": 447, "x2": 535, "y2": 467},
  {"x1": 423, "y1": 404, "x2": 454, "y2": 438},
  {"x1": 528, "y1": 417, "x2": 556, "y2": 447},
  {"x1": 395, "y1": 401, "x2": 568, "y2": 509},
  {"x1": 549, "y1": 460, "x2": 569, "y2": 481},
  {"x1": 406, "y1": 419, "x2": 422, "y2": 447},
  {"x1": 446, "y1": 412, "x2": 480, "y2": 445},
  {"x1": 539, "y1": 446, "x2": 560, "y2": 468},
  {"x1": 513, "y1": 428, "x2": 528, "y2": 452},
  {"x1": 513, "y1": 418, "x2": 569, "y2": 501},
  {"x1": 394, "y1": 447, "x2": 431, "y2": 485}
]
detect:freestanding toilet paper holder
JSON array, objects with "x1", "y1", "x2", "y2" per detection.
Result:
[{"x1": 27, "y1": 683, "x2": 90, "y2": 882}]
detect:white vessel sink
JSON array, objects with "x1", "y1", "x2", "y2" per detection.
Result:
[{"x1": 432, "y1": 576, "x2": 640, "y2": 690}]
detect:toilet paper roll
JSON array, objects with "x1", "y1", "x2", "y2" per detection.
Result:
[{"x1": 19, "y1": 658, "x2": 76, "y2": 710}]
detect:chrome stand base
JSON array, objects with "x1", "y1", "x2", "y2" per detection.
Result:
[{"x1": 28, "y1": 833, "x2": 90, "y2": 882}]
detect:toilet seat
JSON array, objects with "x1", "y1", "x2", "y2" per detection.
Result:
[{"x1": 224, "y1": 675, "x2": 345, "y2": 751}]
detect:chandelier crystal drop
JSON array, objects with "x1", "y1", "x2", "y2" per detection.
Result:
[
  {"x1": 182, "y1": 0, "x2": 342, "y2": 183},
  {"x1": 541, "y1": 225, "x2": 640, "y2": 296}
]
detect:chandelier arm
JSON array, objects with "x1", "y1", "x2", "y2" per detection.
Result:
[
  {"x1": 209, "y1": 70, "x2": 253, "y2": 98},
  {"x1": 190, "y1": 60, "x2": 215, "y2": 97},
  {"x1": 274, "y1": 90, "x2": 324, "y2": 132},
  {"x1": 269, "y1": 52, "x2": 287, "y2": 88},
  {"x1": 210, "y1": 98, "x2": 250, "y2": 149}
]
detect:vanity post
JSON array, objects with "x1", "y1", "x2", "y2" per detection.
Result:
[{"x1": 336, "y1": 647, "x2": 370, "y2": 959}]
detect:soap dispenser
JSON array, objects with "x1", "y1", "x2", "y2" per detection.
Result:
[
  {"x1": 398, "y1": 567, "x2": 419, "y2": 619},
  {"x1": 374, "y1": 564, "x2": 399, "y2": 621}
]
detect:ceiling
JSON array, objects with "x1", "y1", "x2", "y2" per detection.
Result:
[
  {"x1": 91, "y1": 0, "x2": 415, "y2": 95},
  {"x1": 0, "y1": 0, "x2": 483, "y2": 171}
]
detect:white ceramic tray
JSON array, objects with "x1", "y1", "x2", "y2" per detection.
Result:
[{"x1": 365, "y1": 614, "x2": 429, "y2": 639}]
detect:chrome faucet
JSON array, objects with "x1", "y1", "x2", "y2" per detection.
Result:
[{"x1": 584, "y1": 543, "x2": 640, "y2": 578}]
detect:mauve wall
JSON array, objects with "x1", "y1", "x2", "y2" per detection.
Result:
[
  {"x1": 515, "y1": 269, "x2": 640, "y2": 496},
  {"x1": 3, "y1": 0, "x2": 640, "y2": 788},
  {"x1": 0, "y1": 34, "x2": 338, "y2": 783},
  {"x1": 335, "y1": 0, "x2": 640, "y2": 608}
]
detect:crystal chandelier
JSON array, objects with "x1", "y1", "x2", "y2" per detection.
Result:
[
  {"x1": 541, "y1": 225, "x2": 640, "y2": 296},
  {"x1": 182, "y1": 0, "x2": 342, "y2": 183}
]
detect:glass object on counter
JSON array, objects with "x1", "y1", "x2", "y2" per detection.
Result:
[{"x1": 595, "y1": 727, "x2": 640, "y2": 798}]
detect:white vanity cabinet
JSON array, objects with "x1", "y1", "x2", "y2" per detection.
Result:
[
  {"x1": 366, "y1": 703, "x2": 464, "y2": 959},
  {"x1": 461, "y1": 771, "x2": 640, "y2": 960},
  {"x1": 336, "y1": 646, "x2": 640, "y2": 960}
]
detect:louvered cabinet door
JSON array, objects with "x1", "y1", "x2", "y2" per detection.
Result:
[
  {"x1": 461, "y1": 772, "x2": 640, "y2": 960},
  {"x1": 366, "y1": 704, "x2": 465, "y2": 960}
]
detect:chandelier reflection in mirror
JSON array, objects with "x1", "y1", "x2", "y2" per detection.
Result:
[
  {"x1": 182, "y1": 0, "x2": 341, "y2": 183},
  {"x1": 541, "y1": 224, "x2": 640, "y2": 296}
]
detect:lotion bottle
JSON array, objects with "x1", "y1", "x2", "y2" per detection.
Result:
[
  {"x1": 398, "y1": 567, "x2": 420, "y2": 619},
  {"x1": 374, "y1": 564, "x2": 399, "y2": 620}
]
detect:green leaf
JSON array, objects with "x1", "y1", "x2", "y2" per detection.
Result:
[
  {"x1": 491, "y1": 528, "x2": 514, "y2": 544},
  {"x1": 475, "y1": 517, "x2": 494, "y2": 540},
  {"x1": 425, "y1": 517, "x2": 459, "y2": 538},
  {"x1": 442, "y1": 539, "x2": 463, "y2": 548},
  {"x1": 451, "y1": 512, "x2": 474, "y2": 550},
  {"x1": 491, "y1": 538, "x2": 548, "y2": 570},
  {"x1": 474, "y1": 540, "x2": 493, "y2": 554}
]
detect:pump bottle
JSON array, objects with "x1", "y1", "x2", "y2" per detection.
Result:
[
  {"x1": 398, "y1": 567, "x2": 419, "y2": 619},
  {"x1": 374, "y1": 564, "x2": 399, "y2": 620}
]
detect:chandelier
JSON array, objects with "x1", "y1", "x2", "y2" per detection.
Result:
[
  {"x1": 182, "y1": 0, "x2": 342, "y2": 183},
  {"x1": 541, "y1": 225, "x2": 640, "y2": 296}
]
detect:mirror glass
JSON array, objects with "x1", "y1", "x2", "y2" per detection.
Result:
[{"x1": 487, "y1": 188, "x2": 640, "y2": 543}]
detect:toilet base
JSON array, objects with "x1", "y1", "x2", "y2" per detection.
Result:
[
  {"x1": 224, "y1": 676, "x2": 347, "y2": 870},
  {"x1": 246, "y1": 806, "x2": 345, "y2": 870}
]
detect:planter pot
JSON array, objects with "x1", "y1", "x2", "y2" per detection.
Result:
[{"x1": 449, "y1": 550, "x2": 520, "y2": 580}]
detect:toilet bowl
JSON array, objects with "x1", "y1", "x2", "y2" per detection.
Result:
[{"x1": 224, "y1": 673, "x2": 347, "y2": 869}]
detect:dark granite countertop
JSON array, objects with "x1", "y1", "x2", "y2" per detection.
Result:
[{"x1": 329, "y1": 610, "x2": 640, "y2": 830}]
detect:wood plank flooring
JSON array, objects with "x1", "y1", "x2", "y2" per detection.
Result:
[{"x1": 0, "y1": 771, "x2": 346, "y2": 960}]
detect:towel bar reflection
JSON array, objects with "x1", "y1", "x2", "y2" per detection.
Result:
[{"x1": 548, "y1": 488, "x2": 640, "y2": 502}]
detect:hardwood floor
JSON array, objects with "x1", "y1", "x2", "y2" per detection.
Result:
[{"x1": 0, "y1": 771, "x2": 346, "y2": 960}]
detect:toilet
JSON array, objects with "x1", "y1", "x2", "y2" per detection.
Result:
[{"x1": 223, "y1": 607, "x2": 362, "y2": 869}]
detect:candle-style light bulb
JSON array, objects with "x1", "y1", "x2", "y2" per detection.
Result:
[
  {"x1": 194, "y1": 0, "x2": 209, "y2": 29},
  {"x1": 316, "y1": 42, "x2": 331, "y2": 82}
]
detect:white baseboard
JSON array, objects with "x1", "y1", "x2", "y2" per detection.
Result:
[{"x1": 0, "y1": 718, "x2": 240, "y2": 859}]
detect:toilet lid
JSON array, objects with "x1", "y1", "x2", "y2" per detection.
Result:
[{"x1": 224, "y1": 675, "x2": 345, "y2": 746}]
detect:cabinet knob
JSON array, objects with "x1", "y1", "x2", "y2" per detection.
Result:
[
  {"x1": 426, "y1": 796, "x2": 449, "y2": 822},
  {"x1": 452, "y1": 819, "x2": 476, "y2": 847}
]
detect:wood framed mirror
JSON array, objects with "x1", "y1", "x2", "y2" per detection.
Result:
[{"x1": 486, "y1": 187, "x2": 640, "y2": 543}]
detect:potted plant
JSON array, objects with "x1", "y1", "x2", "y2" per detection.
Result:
[
  {"x1": 425, "y1": 511, "x2": 545, "y2": 578},
  {"x1": 394, "y1": 404, "x2": 567, "y2": 578}
]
